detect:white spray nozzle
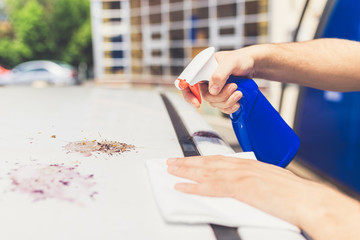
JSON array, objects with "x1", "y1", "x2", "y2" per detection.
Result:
[{"x1": 175, "y1": 47, "x2": 219, "y2": 87}]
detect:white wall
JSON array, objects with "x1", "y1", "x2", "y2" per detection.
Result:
[
  {"x1": 269, "y1": 0, "x2": 307, "y2": 43},
  {"x1": 267, "y1": 0, "x2": 306, "y2": 120}
]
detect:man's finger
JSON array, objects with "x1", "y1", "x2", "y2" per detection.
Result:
[
  {"x1": 174, "y1": 181, "x2": 233, "y2": 198},
  {"x1": 202, "y1": 83, "x2": 238, "y2": 103},
  {"x1": 168, "y1": 165, "x2": 230, "y2": 182},
  {"x1": 167, "y1": 155, "x2": 252, "y2": 169},
  {"x1": 181, "y1": 88, "x2": 200, "y2": 108},
  {"x1": 218, "y1": 103, "x2": 241, "y2": 114},
  {"x1": 209, "y1": 91, "x2": 243, "y2": 109},
  {"x1": 208, "y1": 52, "x2": 235, "y2": 95}
]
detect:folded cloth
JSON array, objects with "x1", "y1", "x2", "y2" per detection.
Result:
[{"x1": 145, "y1": 152, "x2": 299, "y2": 232}]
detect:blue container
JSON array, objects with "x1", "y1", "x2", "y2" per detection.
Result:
[{"x1": 229, "y1": 77, "x2": 300, "y2": 167}]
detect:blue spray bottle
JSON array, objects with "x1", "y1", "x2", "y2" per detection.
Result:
[{"x1": 175, "y1": 47, "x2": 300, "y2": 167}]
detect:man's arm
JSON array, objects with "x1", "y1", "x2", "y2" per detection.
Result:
[
  {"x1": 253, "y1": 38, "x2": 360, "y2": 91},
  {"x1": 183, "y1": 39, "x2": 360, "y2": 112}
]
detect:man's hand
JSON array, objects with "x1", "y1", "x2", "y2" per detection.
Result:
[
  {"x1": 181, "y1": 48, "x2": 256, "y2": 114},
  {"x1": 167, "y1": 155, "x2": 360, "y2": 240},
  {"x1": 167, "y1": 155, "x2": 310, "y2": 226}
]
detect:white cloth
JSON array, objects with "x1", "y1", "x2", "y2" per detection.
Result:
[{"x1": 145, "y1": 152, "x2": 300, "y2": 232}]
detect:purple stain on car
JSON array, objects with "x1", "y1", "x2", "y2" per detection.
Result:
[
  {"x1": 193, "y1": 131, "x2": 221, "y2": 139},
  {"x1": 10, "y1": 164, "x2": 96, "y2": 203}
]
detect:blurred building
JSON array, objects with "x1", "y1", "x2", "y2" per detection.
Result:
[
  {"x1": 90, "y1": 0, "x2": 269, "y2": 85},
  {"x1": 0, "y1": 1, "x2": 8, "y2": 22}
]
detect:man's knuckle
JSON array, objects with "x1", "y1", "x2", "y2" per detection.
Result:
[
  {"x1": 239, "y1": 171, "x2": 261, "y2": 185},
  {"x1": 214, "y1": 169, "x2": 225, "y2": 177},
  {"x1": 203, "y1": 91, "x2": 214, "y2": 100},
  {"x1": 201, "y1": 169, "x2": 212, "y2": 179},
  {"x1": 212, "y1": 73, "x2": 223, "y2": 82},
  {"x1": 219, "y1": 94, "x2": 229, "y2": 102},
  {"x1": 201, "y1": 158, "x2": 211, "y2": 167},
  {"x1": 178, "y1": 166, "x2": 189, "y2": 175},
  {"x1": 222, "y1": 102, "x2": 233, "y2": 109}
]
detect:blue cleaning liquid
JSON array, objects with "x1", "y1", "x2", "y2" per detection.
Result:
[{"x1": 228, "y1": 76, "x2": 300, "y2": 167}]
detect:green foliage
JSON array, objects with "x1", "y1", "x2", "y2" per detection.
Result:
[
  {"x1": 12, "y1": 0, "x2": 50, "y2": 58},
  {"x1": 0, "y1": 0, "x2": 92, "y2": 68},
  {"x1": 63, "y1": 17, "x2": 93, "y2": 65},
  {"x1": 0, "y1": 38, "x2": 31, "y2": 67}
]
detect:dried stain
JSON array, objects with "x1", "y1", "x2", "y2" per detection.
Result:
[{"x1": 64, "y1": 140, "x2": 135, "y2": 157}]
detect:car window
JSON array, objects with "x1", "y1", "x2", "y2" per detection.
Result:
[{"x1": 25, "y1": 68, "x2": 50, "y2": 73}]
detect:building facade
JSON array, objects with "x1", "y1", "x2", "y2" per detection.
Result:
[{"x1": 91, "y1": 0, "x2": 269, "y2": 84}]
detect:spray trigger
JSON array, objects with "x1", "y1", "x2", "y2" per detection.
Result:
[{"x1": 176, "y1": 78, "x2": 202, "y2": 104}]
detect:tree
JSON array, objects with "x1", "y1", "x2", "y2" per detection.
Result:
[
  {"x1": 0, "y1": 0, "x2": 92, "y2": 68},
  {"x1": 12, "y1": 0, "x2": 51, "y2": 59},
  {"x1": 63, "y1": 17, "x2": 93, "y2": 65},
  {"x1": 48, "y1": 0, "x2": 92, "y2": 66}
]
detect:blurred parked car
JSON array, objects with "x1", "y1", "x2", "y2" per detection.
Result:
[
  {"x1": 0, "y1": 60, "x2": 80, "y2": 86},
  {"x1": 0, "y1": 65, "x2": 10, "y2": 75},
  {"x1": 0, "y1": 65, "x2": 11, "y2": 84}
]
